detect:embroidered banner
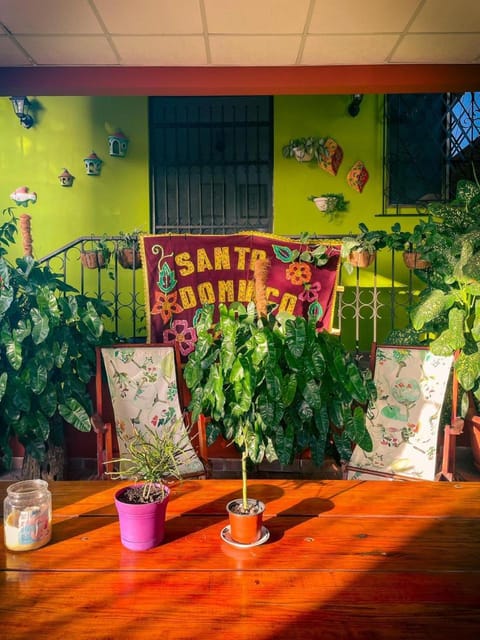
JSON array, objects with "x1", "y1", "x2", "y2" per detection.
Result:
[{"x1": 141, "y1": 233, "x2": 341, "y2": 356}]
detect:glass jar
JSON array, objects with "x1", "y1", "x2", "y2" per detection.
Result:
[{"x1": 3, "y1": 479, "x2": 52, "y2": 551}]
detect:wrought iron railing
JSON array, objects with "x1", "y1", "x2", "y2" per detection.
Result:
[{"x1": 39, "y1": 235, "x2": 421, "y2": 351}]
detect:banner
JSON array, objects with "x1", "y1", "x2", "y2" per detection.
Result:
[{"x1": 141, "y1": 233, "x2": 341, "y2": 356}]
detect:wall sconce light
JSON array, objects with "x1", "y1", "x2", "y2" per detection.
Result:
[
  {"x1": 9, "y1": 96, "x2": 34, "y2": 129},
  {"x1": 58, "y1": 169, "x2": 75, "y2": 187},
  {"x1": 347, "y1": 94, "x2": 363, "y2": 118}
]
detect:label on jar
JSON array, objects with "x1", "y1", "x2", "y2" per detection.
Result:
[{"x1": 5, "y1": 505, "x2": 52, "y2": 551}]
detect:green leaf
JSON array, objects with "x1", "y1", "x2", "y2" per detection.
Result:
[
  {"x1": 58, "y1": 399, "x2": 91, "y2": 432},
  {"x1": 411, "y1": 289, "x2": 447, "y2": 330},
  {"x1": 455, "y1": 352, "x2": 480, "y2": 392},
  {"x1": 30, "y1": 308, "x2": 50, "y2": 344},
  {"x1": 0, "y1": 371, "x2": 7, "y2": 403},
  {"x1": 5, "y1": 337, "x2": 22, "y2": 370}
]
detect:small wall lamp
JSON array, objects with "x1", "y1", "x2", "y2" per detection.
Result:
[
  {"x1": 347, "y1": 94, "x2": 363, "y2": 118},
  {"x1": 9, "y1": 96, "x2": 34, "y2": 129}
]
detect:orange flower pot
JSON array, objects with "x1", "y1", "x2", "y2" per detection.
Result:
[{"x1": 226, "y1": 499, "x2": 265, "y2": 545}]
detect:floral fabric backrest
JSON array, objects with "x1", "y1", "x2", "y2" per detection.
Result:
[
  {"x1": 101, "y1": 346, "x2": 204, "y2": 477},
  {"x1": 347, "y1": 346, "x2": 453, "y2": 481}
]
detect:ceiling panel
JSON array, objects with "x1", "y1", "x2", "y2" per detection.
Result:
[{"x1": 0, "y1": 0, "x2": 479, "y2": 69}]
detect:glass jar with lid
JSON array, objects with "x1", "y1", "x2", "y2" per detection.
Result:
[{"x1": 3, "y1": 479, "x2": 52, "y2": 551}]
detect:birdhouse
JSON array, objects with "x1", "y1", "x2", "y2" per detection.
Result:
[
  {"x1": 84, "y1": 152, "x2": 102, "y2": 176},
  {"x1": 58, "y1": 168, "x2": 75, "y2": 187},
  {"x1": 108, "y1": 130, "x2": 129, "y2": 157}
]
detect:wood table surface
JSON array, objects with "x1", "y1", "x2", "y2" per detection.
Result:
[{"x1": 1, "y1": 479, "x2": 479, "y2": 640}]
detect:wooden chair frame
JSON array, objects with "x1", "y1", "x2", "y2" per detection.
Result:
[{"x1": 90, "y1": 342, "x2": 209, "y2": 479}]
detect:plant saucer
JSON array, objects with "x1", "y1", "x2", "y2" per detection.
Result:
[{"x1": 220, "y1": 525, "x2": 270, "y2": 549}]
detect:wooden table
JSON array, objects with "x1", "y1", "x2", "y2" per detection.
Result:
[{"x1": 1, "y1": 479, "x2": 480, "y2": 639}]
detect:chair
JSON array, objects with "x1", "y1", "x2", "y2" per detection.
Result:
[
  {"x1": 345, "y1": 344, "x2": 463, "y2": 481},
  {"x1": 91, "y1": 343, "x2": 209, "y2": 479}
]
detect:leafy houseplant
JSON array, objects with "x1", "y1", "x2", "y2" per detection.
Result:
[
  {"x1": 386, "y1": 220, "x2": 441, "y2": 270},
  {"x1": 308, "y1": 193, "x2": 349, "y2": 216},
  {"x1": 106, "y1": 422, "x2": 195, "y2": 550},
  {"x1": 116, "y1": 229, "x2": 143, "y2": 270},
  {"x1": 282, "y1": 137, "x2": 316, "y2": 162},
  {"x1": 184, "y1": 295, "x2": 375, "y2": 544},
  {"x1": 0, "y1": 206, "x2": 113, "y2": 476},
  {"x1": 341, "y1": 223, "x2": 387, "y2": 273},
  {"x1": 391, "y1": 177, "x2": 480, "y2": 467}
]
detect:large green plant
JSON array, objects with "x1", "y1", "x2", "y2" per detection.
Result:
[
  {"x1": 402, "y1": 179, "x2": 480, "y2": 402},
  {"x1": 184, "y1": 302, "x2": 374, "y2": 509},
  {"x1": 0, "y1": 207, "x2": 113, "y2": 469}
]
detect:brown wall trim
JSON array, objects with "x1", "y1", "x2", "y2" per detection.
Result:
[{"x1": 0, "y1": 65, "x2": 479, "y2": 96}]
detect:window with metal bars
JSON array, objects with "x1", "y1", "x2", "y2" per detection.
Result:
[
  {"x1": 149, "y1": 96, "x2": 273, "y2": 235},
  {"x1": 384, "y1": 92, "x2": 480, "y2": 214}
]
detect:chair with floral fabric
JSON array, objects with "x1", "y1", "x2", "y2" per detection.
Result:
[
  {"x1": 91, "y1": 343, "x2": 209, "y2": 479},
  {"x1": 345, "y1": 344, "x2": 462, "y2": 481}
]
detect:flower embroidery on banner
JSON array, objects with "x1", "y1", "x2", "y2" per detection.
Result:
[
  {"x1": 151, "y1": 290, "x2": 183, "y2": 323},
  {"x1": 286, "y1": 262, "x2": 312, "y2": 286},
  {"x1": 299, "y1": 281, "x2": 322, "y2": 302},
  {"x1": 163, "y1": 320, "x2": 198, "y2": 357}
]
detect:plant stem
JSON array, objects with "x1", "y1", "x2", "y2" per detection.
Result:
[{"x1": 241, "y1": 450, "x2": 248, "y2": 511}]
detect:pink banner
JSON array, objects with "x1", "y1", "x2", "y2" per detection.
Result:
[{"x1": 141, "y1": 233, "x2": 341, "y2": 357}]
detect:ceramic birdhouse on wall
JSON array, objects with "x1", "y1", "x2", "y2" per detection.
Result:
[
  {"x1": 84, "y1": 152, "x2": 102, "y2": 176},
  {"x1": 58, "y1": 168, "x2": 75, "y2": 187},
  {"x1": 108, "y1": 130, "x2": 129, "y2": 157}
]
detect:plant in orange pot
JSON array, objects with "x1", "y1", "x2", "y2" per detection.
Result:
[
  {"x1": 184, "y1": 263, "x2": 375, "y2": 547},
  {"x1": 341, "y1": 223, "x2": 387, "y2": 274}
]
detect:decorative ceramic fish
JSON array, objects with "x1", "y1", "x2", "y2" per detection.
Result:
[{"x1": 10, "y1": 186, "x2": 37, "y2": 207}]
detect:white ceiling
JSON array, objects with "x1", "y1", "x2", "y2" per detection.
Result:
[{"x1": 0, "y1": 0, "x2": 479, "y2": 68}]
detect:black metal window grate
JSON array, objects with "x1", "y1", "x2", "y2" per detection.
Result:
[
  {"x1": 384, "y1": 92, "x2": 480, "y2": 215},
  {"x1": 149, "y1": 96, "x2": 273, "y2": 235}
]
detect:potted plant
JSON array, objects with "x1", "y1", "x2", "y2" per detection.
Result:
[
  {"x1": 341, "y1": 223, "x2": 387, "y2": 273},
  {"x1": 116, "y1": 229, "x2": 143, "y2": 270},
  {"x1": 282, "y1": 137, "x2": 316, "y2": 162},
  {"x1": 106, "y1": 421, "x2": 196, "y2": 551},
  {"x1": 184, "y1": 279, "x2": 375, "y2": 545},
  {"x1": 402, "y1": 177, "x2": 480, "y2": 468},
  {"x1": 386, "y1": 221, "x2": 437, "y2": 270},
  {"x1": 308, "y1": 193, "x2": 349, "y2": 216},
  {"x1": 80, "y1": 236, "x2": 111, "y2": 270},
  {"x1": 0, "y1": 206, "x2": 114, "y2": 478}
]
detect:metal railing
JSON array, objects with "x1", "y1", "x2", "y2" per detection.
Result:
[{"x1": 39, "y1": 235, "x2": 421, "y2": 350}]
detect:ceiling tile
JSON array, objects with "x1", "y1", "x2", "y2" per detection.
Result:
[
  {"x1": 392, "y1": 34, "x2": 480, "y2": 63},
  {"x1": 94, "y1": 0, "x2": 203, "y2": 34},
  {"x1": 204, "y1": 0, "x2": 310, "y2": 33},
  {"x1": 209, "y1": 35, "x2": 302, "y2": 65},
  {"x1": 0, "y1": 0, "x2": 102, "y2": 34},
  {"x1": 0, "y1": 36, "x2": 32, "y2": 65},
  {"x1": 302, "y1": 34, "x2": 399, "y2": 65},
  {"x1": 309, "y1": 0, "x2": 420, "y2": 33},
  {"x1": 113, "y1": 35, "x2": 207, "y2": 65},
  {"x1": 410, "y1": 0, "x2": 480, "y2": 32},
  {"x1": 14, "y1": 36, "x2": 118, "y2": 65}
]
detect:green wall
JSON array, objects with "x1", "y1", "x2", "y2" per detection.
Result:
[
  {"x1": 273, "y1": 94, "x2": 384, "y2": 237},
  {"x1": 0, "y1": 96, "x2": 149, "y2": 260}
]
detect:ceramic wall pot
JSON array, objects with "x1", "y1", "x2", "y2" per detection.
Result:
[
  {"x1": 80, "y1": 250, "x2": 108, "y2": 270},
  {"x1": 114, "y1": 484, "x2": 170, "y2": 551},
  {"x1": 312, "y1": 196, "x2": 337, "y2": 213},
  {"x1": 226, "y1": 498, "x2": 265, "y2": 545}
]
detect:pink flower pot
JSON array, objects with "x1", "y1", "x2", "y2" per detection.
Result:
[{"x1": 114, "y1": 484, "x2": 170, "y2": 551}]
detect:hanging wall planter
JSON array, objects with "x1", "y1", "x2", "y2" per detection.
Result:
[{"x1": 308, "y1": 193, "x2": 348, "y2": 216}]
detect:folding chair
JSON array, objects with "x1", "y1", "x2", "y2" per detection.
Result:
[
  {"x1": 91, "y1": 343, "x2": 209, "y2": 479},
  {"x1": 345, "y1": 344, "x2": 462, "y2": 481}
]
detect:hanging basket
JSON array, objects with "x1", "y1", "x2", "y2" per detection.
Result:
[
  {"x1": 81, "y1": 250, "x2": 108, "y2": 269},
  {"x1": 403, "y1": 251, "x2": 430, "y2": 270},
  {"x1": 293, "y1": 147, "x2": 313, "y2": 162},
  {"x1": 348, "y1": 250, "x2": 376, "y2": 268},
  {"x1": 118, "y1": 248, "x2": 142, "y2": 270}
]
